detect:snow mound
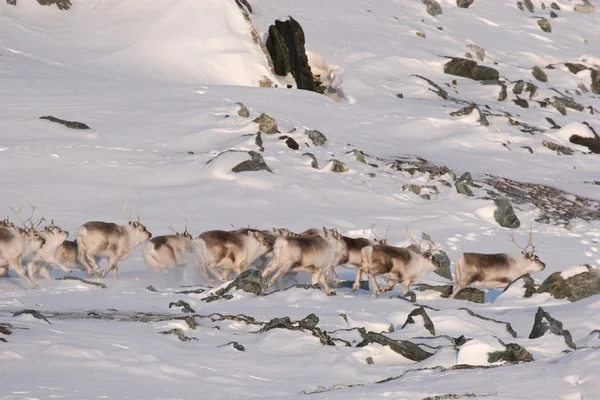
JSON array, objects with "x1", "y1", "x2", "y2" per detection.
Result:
[{"x1": 560, "y1": 265, "x2": 590, "y2": 279}]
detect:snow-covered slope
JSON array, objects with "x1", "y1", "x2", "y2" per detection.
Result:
[{"x1": 0, "y1": 0, "x2": 599, "y2": 399}]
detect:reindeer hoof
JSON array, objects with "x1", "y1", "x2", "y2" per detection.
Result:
[
  {"x1": 31, "y1": 284, "x2": 39, "y2": 289},
  {"x1": 327, "y1": 289, "x2": 336, "y2": 296},
  {"x1": 352, "y1": 284, "x2": 359, "y2": 292},
  {"x1": 372, "y1": 290, "x2": 380, "y2": 298}
]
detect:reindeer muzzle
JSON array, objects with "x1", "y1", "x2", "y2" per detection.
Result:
[
  {"x1": 148, "y1": 232, "x2": 153, "y2": 239},
  {"x1": 40, "y1": 238, "x2": 47, "y2": 247},
  {"x1": 65, "y1": 231, "x2": 69, "y2": 238}
]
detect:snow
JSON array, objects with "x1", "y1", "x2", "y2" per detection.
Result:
[
  {"x1": 560, "y1": 265, "x2": 591, "y2": 279},
  {"x1": 1, "y1": 0, "x2": 600, "y2": 399}
]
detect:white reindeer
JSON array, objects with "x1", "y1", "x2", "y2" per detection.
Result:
[
  {"x1": 197, "y1": 228, "x2": 272, "y2": 280},
  {"x1": 359, "y1": 227, "x2": 440, "y2": 297},
  {"x1": 142, "y1": 223, "x2": 204, "y2": 272},
  {"x1": 262, "y1": 227, "x2": 346, "y2": 294},
  {"x1": 451, "y1": 229, "x2": 546, "y2": 298},
  {"x1": 76, "y1": 204, "x2": 152, "y2": 278},
  {"x1": 26, "y1": 220, "x2": 71, "y2": 279}
]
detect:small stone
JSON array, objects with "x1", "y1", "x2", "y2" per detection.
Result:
[
  {"x1": 465, "y1": 52, "x2": 473, "y2": 60},
  {"x1": 159, "y1": 328, "x2": 197, "y2": 342},
  {"x1": 330, "y1": 159, "x2": 349, "y2": 173},
  {"x1": 350, "y1": 149, "x2": 367, "y2": 163},
  {"x1": 574, "y1": 3, "x2": 596, "y2": 13},
  {"x1": 303, "y1": 152, "x2": 319, "y2": 169},
  {"x1": 532, "y1": 66, "x2": 548, "y2": 82},
  {"x1": 168, "y1": 300, "x2": 195, "y2": 313},
  {"x1": 283, "y1": 136, "x2": 299, "y2": 150},
  {"x1": 423, "y1": 0, "x2": 443, "y2": 16},
  {"x1": 365, "y1": 357, "x2": 374, "y2": 365},
  {"x1": 444, "y1": 58, "x2": 499, "y2": 81},
  {"x1": 305, "y1": 129, "x2": 327, "y2": 146},
  {"x1": 402, "y1": 306, "x2": 436, "y2": 335},
  {"x1": 416, "y1": 31, "x2": 426, "y2": 38},
  {"x1": 146, "y1": 285, "x2": 158, "y2": 292},
  {"x1": 457, "y1": 0, "x2": 474, "y2": 8},
  {"x1": 513, "y1": 98, "x2": 529, "y2": 108},
  {"x1": 231, "y1": 151, "x2": 273, "y2": 173},
  {"x1": 455, "y1": 181, "x2": 474, "y2": 197},
  {"x1": 502, "y1": 274, "x2": 536, "y2": 298},
  {"x1": 550, "y1": 2, "x2": 560, "y2": 10},
  {"x1": 494, "y1": 198, "x2": 521, "y2": 228},
  {"x1": 237, "y1": 102, "x2": 250, "y2": 118},
  {"x1": 537, "y1": 18, "x2": 552, "y2": 33},
  {"x1": 517, "y1": 1, "x2": 524, "y2": 10},
  {"x1": 524, "y1": 0, "x2": 534, "y2": 12},
  {"x1": 550, "y1": 10, "x2": 558, "y2": 17},
  {"x1": 252, "y1": 113, "x2": 280, "y2": 134},
  {"x1": 396, "y1": 93, "x2": 404, "y2": 98},
  {"x1": 564, "y1": 63, "x2": 588, "y2": 74},
  {"x1": 488, "y1": 342, "x2": 534, "y2": 363},
  {"x1": 219, "y1": 341, "x2": 245, "y2": 351}
]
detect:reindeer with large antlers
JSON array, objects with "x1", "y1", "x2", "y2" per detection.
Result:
[
  {"x1": 75, "y1": 199, "x2": 152, "y2": 278},
  {"x1": 142, "y1": 221, "x2": 205, "y2": 272},
  {"x1": 451, "y1": 228, "x2": 546, "y2": 299},
  {"x1": 357, "y1": 227, "x2": 440, "y2": 297}
]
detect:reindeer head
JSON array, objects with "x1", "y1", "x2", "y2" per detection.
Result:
[
  {"x1": 1, "y1": 218, "x2": 15, "y2": 230},
  {"x1": 372, "y1": 224, "x2": 393, "y2": 245},
  {"x1": 41, "y1": 219, "x2": 69, "y2": 243},
  {"x1": 249, "y1": 230, "x2": 271, "y2": 252},
  {"x1": 323, "y1": 226, "x2": 346, "y2": 256},
  {"x1": 272, "y1": 227, "x2": 296, "y2": 237},
  {"x1": 168, "y1": 220, "x2": 192, "y2": 240},
  {"x1": 124, "y1": 197, "x2": 152, "y2": 242},
  {"x1": 20, "y1": 227, "x2": 46, "y2": 251},
  {"x1": 406, "y1": 227, "x2": 440, "y2": 270},
  {"x1": 9, "y1": 203, "x2": 46, "y2": 247},
  {"x1": 510, "y1": 229, "x2": 546, "y2": 272}
]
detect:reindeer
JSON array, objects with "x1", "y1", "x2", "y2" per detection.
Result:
[
  {"x1": 75, "y1": 202, "x2": 152, "y2": 278},
  {"x1": 26, "y1": 219, "x2": 71, "y2": 279},
  {"x1": 451, "y1": 229, "x2": 546, "y2": 298},
  {"x1": 197, "y1": 228, "x2": 272, "y2": 280},
  {"x1": 0, "y1": 205, "x2": 46, "y2": 288},
  {"x1": 261, "y1": 227, "x2": 346, "y2": 294},
  {"x1": 358, "y1": 227, "x2": 440, "y2": 297},
  {"x1": 142, "y1": 222, "x2": 204, "y2": 271}
]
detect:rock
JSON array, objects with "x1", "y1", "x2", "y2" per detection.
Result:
[
  {"x1": 423, "y1": 0, "x2": 443, "y2": 16},
  {"x1": 176, "y1": 287, "x2": 206, "y2": 295},
  {"x1": 403, "y1": 184, "x2": 422, "y2": 195},
  {"x1": 252, "y1": 113, "x2": 279, "y2": 134},
  {"x1": 589, "y1": 69, "x2": 600, "y2": 94},
  {"x1": 232, "y1": 151, "x2": 273, "y2": 173},
  {"x1": 39, "y1": 115, "x2": 90, "y2": 129},
  {"x1": 443, "y1": 58, "x2": 499, "y2": 81},
  {"x1": 13, "y1": 0, "x2": 72, "y2": 10},
  {"x1": 365, "y1": 357, "x2": 374, "y2": 365},
  {"x1": 260, "y1": 314, "x2": 335, "y2": 346},
  {"x1": 569, "y1": 135, "x2": 600, "y2": 154},
  {"x1": 536, "y1": 267, "x2": 600, "y2": 301},
  {"x1": 564, "y1": 63, "x2": 587, "y2": 74},
  {"x1": 237, "y1": 102, "x2": 250, "y2": 118},
  {"x1": 214, "y1": 269, "x2": 263, "y2": 297},
  {"x1": 255, "y1": 132, "x2": 264, "y2": 152},
  {"x1": 513, "y1": 98, "x2": 529, "y2": 108},
  {"x1": 448, "y1": 104, "x2": 489, "y2": 125},
  {"x1": 550, "y1": 2, "x2": 560, "y2": 10},
  {"x1": 305, "y1": 129, "x2": 327, "y2": 146},
  {"x1": 537, "y1": 18, "x2": 552, "y2": 33},
  {"x1": 0, "y1": 323, "x2": 12, "y2": 337},
  {"x1": 302, "y1": 152, "x2": 319, "y2": 169},
  {"x1": 357, "y1": 328, "x2": 433, "y2": 361},
  {"x1": 350, "y1": 149, "x2": 367, "y2": 163},
  {"x1": 416, "y1": 31, "x2": 426, "y2": 38},
  {"x1": 493, "y1": 198, "x2": 520, "y2": 228},
  {"x1": 528, "y1": 307, "x2": 576, "y2": 349},
  {"x1": 12, "y1": 309, "x2": 51, "y2": 324},
  {"x1": 330, "y1": 160, "x2": 349, "y2": 173},
  {"x1": 57, "y1": 275, "x2": 107, "y2": 288},
  {"x1": 433, "y1": 250, "x2": 452, "y2": 280},
  {"x1": 512, "y1": 80, "x2": 538, "y2": 98},
  {"x1": 546, "y1": 117, "x2": 561, "y2": 129},
  {"x1": 466, "y1": 44, "x2": 485, "y2": 61},
  {"x1": 524, "y1": 0, "x2": 534, "y2": 12},
  {"x1": 502, "y1": 274, "x2": 536, "y2": 298},
  {"x1": 455, "y1": 181, "x2": 474, "y2": 197},
  {"x1": 265, "y1": 16, "x2": 316, "y2": 92},
  {"x1": 413, "y1": 74, "x2": 449, "y2": 99},
  {"x1": 542, "y1": 140, "x2": 574, "y2": 155},
  {"x1": 550, "y1": 10, "x2": 558, "y2": 17},
  {"x1": 219, "y1": 341, "x2": 245, "y2": 351},
  {"x1": 332, "y1": 280, "x2": 370, "y2": 291},
  {"x1": 488, "y1": 342, "x2": 534, "y2": 363},
  {"x1": 517, "y1": 1, "x2": 524, "y2": 10},
  {"x1": 159, "y1": 328, "x2": 197, "y2": 342},
  {"x1": 401, "y1": 307, "x2": 435, "y2": 335},
  {"x1": 574, "y1": 3, "x2": 596, "y2": 13},
  {"x1": 531, "y1": 66, "x2": 548, "y2": 82},
  {"x1": 457, "y1": 0, "x2": 474, "y2": 8},
  {"x1": 168, "y1": 300, "x2": 195, "y2": 313},
  {"x1": 281, "y1": 136, "x2": 299, "y2": 150},
  {"x1": 146, "y1": 285, "x2": 158, "y2": 292},
  {"x1": 396, "y1": 93, "x2": 404, "y2": 98}
]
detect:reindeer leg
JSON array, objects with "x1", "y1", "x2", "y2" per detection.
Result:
[
  {"x1": 318, "y1": 270, "x2": 335, "y2": 295},
  {"x1": 266, "y1": 264, "x2": 292, "y2": 289},
  {"x1": 100, "y1": 258, "x2": 118, "y2": 279},
  {"x1": 381, "y1": 279, "x2": 398, "y2": 293},
  {"x1": 328, "y1": 265, "x2": 341, "y2": 284},
  {"x1": 368, "y1": 274, "x2": 381, "y2": 297},
  {"x1": 352, "y1": 268, "x2": 363, "y2": 291},
  {"x1": 400, "y1": 280, "x2": 411, "y2": 296},
  {"x1": 39, "y1": 266, "x2": 52, "y2": 280},
  {"x1": 0, "y1": 267, "x2": 8, "y2": 277},
  {"x1": 261, "y1": 259, "x2": 279, "y2": 282},
  {"x1": 10, "y1": 257, "x2": 38, "y2": 289},
  {"x1": 77, "y1": 249, "x2": 94, "y2": 276}
]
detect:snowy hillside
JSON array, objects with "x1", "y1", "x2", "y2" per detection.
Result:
[{"x1": 1, "y1": 0, "x2": 600, "y2": 399}]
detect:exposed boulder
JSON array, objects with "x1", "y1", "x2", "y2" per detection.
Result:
[
  {"x1": 550, "y1": 2, "x2": 560, "y2": 10},
  {"x1": 168, "y1": 300, "x2": 195, "y2": 313},
  {"x1": 214, "y1": 269, "x2": 263, "y2": 297},
  {"x1": 265, "y1": 16, "x2": 316, "y2": 92},
  {"x1": 493, "y1": 198, "x2": 521, "y2": 228},
  {"x1": 528, "y1": 307, "x2": 576, "y2": 349},
  {"x1": 280, "y1": 136, "x2": 300, "y2": 150},
  {"x1": 537, "y1": 18, "x2": 552, "y2": 33},
  {"x1": 433, "y1": 250, "x2": 452, "y2": 280},
  {"x1": 357, "y1": 328, "x2": 433, "y2": 361},
  {"x1": 569, "y1": 135, "x2": 600, "y2": 154},
  {"x1": 159, "y1": 328, "x2": 197, "y2": 342},
  {"x1": 513, "y1": 98, "x2": 529, "y2": 108},
  {"x1": 423, "y1": 0, "x2": 443, "y2": 16},
  {"x1": 39, "y1": 115, "x2": 90, "y2": 130},
  {"x1": 232, "y1": 151, "x2": 273, "y2": 173},
  {"x1": 330, "y1": 159, "x2": 349, "y2": 173},
  {"x1": 444, "y1": 58, "x2": 499, "y2": 81},
  {"x1": 457, "y1": 0, "x2": 474, "y2": 8},
  {"x1": 488, "y1": 342, "x2": 533, "y2": 363},
  {"x1": 542, "y1": 140, "x2": 574, "y2": 155},
  {"x1": 237, "y1": 102, "x2": 250, "y2": 118},
  {"x1": 524, "y1": 0, "x2": 535, "y2": 12},
  {"x1": 305, "y1": 129, "x2": 327, "y2": 146},
  {"x1": 536, "y1": 266, "x2": 600, "y2": 301},
  {"x1": 531, "y1": 66, "x2": 548, "y2": 82},
  {"x1": 260, "y1": 314, "x2": 335, "y2": 346},
  {"x1": 592, "y1": 70, "x2": 600, "y2": 94},
  {"x1": 502, "y1": 274, "x2": 536, "y2": 298},
  {"x1": 564, "y1": 63, "x2": 588, "y2": 74},
  {"x1": 401, "y1": 307, "x2": 436, "y2": 335},
  {"x1": 574, "y1": 2, "x2": 596, "y2": 13},
  {"x1": 253, "y1": 113, "x2": 279, "y2": 134}
]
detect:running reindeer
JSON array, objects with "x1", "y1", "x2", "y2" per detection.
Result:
[
  {"x1": 76, "y1": 201, "x2": 152, "y2": 278},
  {"x1": 451, "y1": 229, "x2": 546, "y2": 298},
  {"x1": 142, "y1": 221, "x2": 204, "y2": 272},
  {"x1": 358, "y1": 227, "x2": 440, "y2": 297},
  {"x1": 27, "y1": 218, "x2": 72, "y2": 279}
]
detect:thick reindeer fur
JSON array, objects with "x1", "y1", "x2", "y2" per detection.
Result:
[
  {"x1": 27, "y1": 223, "x2": 71, "y2": 279},
  {"x1": 142, "y1": 234, "x2": 204, "y2": 271},
  {"x1": 197, "y1": 229, "x2": 271, "y2": 280},
  {"x1": 262, "y1": 228, "x2": 346, "y2": 294},
  {"x1": 0, "y1": 226, "x2": 45, "y2": 288},
  {"x1": 451, "y1": 252, "x2": 546, "y2": 298},
  {"x1": 359, "y1": 244, "x2": 440, "y2": 297},
  {"x1": 76, "y1": 221, "x2": 152, "y2": 278}
]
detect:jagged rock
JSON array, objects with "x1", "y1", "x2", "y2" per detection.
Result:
[
  {"x1": 536, "y1": 267, "x2": 600, "y2": 301},
  {"x1": 302, "y1": 152, "x2": 319, "y2": 169},
  {"x1": 57, "y1": 275, "x2": 107, "y2": 288},
  {"x1": 488, "y1": 342, "x2": 534, "y2": 363},
  {"x1": 168, "y1": 300, "x2": 195, "y2": 313},
  {"x1": 39, "y1": 115, "x2": 90, "y2": 129},
  {"x1": 253, "y1": 113, "x2": 279, "y2": 134},
  {"x1": 529, "y1": 307, "x2": 576, "y2": 349},
  {"x1": 260, "y1": 314, "x2": 335, "y2": 346},
  {"x1": 570, "y1": 135, "x2": 600, "y2": 153},
  {"x1": 546, "y1": 117, "x2": 561, "y2": 129},
  {"x1": 12, "y1": 309, "x2": 51, "y2": 324},
  {"x1": 266, "y1": 16, "x2": 316, "y2": 92},
  {"x1": 457, "y1": 0, "x2": 475, "y2": 8},
  {"x1": 493, "y1": 198, "x2": 520, "y2": 228},
  {"x1": 455, "y1": 181, "x2": 474, "y2": 197},
  {"x1": 512, "y1": 80, "x2": 537, "y2": 98},
  {"x1": 444, "y1": 58, "x2": 499, "y2": 81},
  {"x1": 524, "y1": 0, "x2": 534, "y2": 11},
  {"x1": 219, "y1": 341, "x2": 245, "y2": 351},
  {"x1": 146, "y1": 285, "x2": 158, "y2": 292},
  {"x1": 413, "y1": 74, "x2": 449, "y2": 99},
  {"x1": 532, "y1": 66, "x2": 548, "y2": 82},
  {"x1": 237, "y1": 102, "x2": 250, "y2": 118},
  {"x1": 414, "y1": 284, "x2": 485, "y2": 303},
  {"x1": 537, "y1": 18, "x2": 552, "y2": 33},
  {"x1": 401, "y1": 307, "x2": 435, "y2": 335},
  {"x1": 305, "y1": 129, "x2": 327, "y2": 146},
  {"x1": 357, "y1": 328, "x2": 433, "y2": 361},
  {"x1": 542, "y1": 140, "x2": 574, "y2": 155},
  {"x1": 365, "y1": 357, "x2": 375, "y2": 365},
  {"x1": 403, "y1": 184, "x2": 422, "y2": 195},
  {"x1": 423, "y1": 0, "x2": 443, "y2": 16},
  {"x1": 564, "y1": 63, "x2": 587, "y2": 74},
  {"x1": 232, "y1": 151, "x2": 273, "y2": 173},
  {"x1": 214, "y1": 269, "x2": 262, "y2": 297},
  {"x1": 330, "y1": 160, "x2": 349, "y2": 173},
  {"x1": 396, "y1": 93, "x2": 404, "y2": 98},
  {"x1": 176, "y1": 287, "x2": 205, "y2": 295},
  {"x1": 502, "y1": 274, "x2": 536, "y2": 298},
  {"x1": 10, "y1": 0, "x2": 72, "y2": 10},
  {"x1": 450, "y1": 104, "x2": 489, "y2": 126},
  {"x1": 159, "y1": 328, "x2": 197, "y2": 342},
  {"x1": 550, "y1": 2, "x2": 560, "y2": 10},
  {"x1": 460, "y1": 308, "x2": 518, "y2": 337},
  {"x1": 255, "y1": 132, "x2": 264, "y2": 152},
  {"x1": 416, "y1": 31, "x2": 426, "y2": 38},
  {"x1": 433, "y1": 250, "x2": 452, "y2": 280},
  {"x1": 574, "y1": 3, "x2": 596, "y2": 13}
]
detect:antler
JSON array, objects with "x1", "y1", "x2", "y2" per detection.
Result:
[
  {"x1": 135, "y1": 193, "x2": 142, "y2": 222},
  {"x1": 526, "y1": 228, "x2": 542, "y2": 254},
  {"x1": 509, "y1": 231, "x2": 530, "y2": 253},
  {"x1": 8, "y1": 204, "x2": 28, "y2": 229},
  {"x1": 122, "y1": 202, "x2": 132, "y2": 221},
  {"x1": 166, "y1": 224, "x2": 179, "y2": 235},
  {"x1": 405, "y1": 226, "x2": 424, "y2": 249},
  {"x1": 25, "y1": 202, "x2": 45, "y2": 229}
]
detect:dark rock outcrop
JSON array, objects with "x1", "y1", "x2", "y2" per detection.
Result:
[
  {"x1": 423, "y1": 0, "x2": 443, "y2": 16},
  {"x1": 488, "y1": 342, "x2": 533, "y2": 363},
  {"x1": 39, "y1": 115, "x2": 90, "y2": 130},
  {"x1": 219, "y1": 341, "x2": 245, "y2": 351},
  {"x1": 168, "y1": 300, "x2": 195, "y2": 313},
  {"x1": 12, "y1": 309, "x2": 51, "y2": 324},
  {"x1": 433, "y1": 250, "x2": 452, "y2": 280},
  {"x1": 564, "y1": 63, "x2": 588, "y2": 75},
  {"x1": 401, "y1": 307, "x2": 436, "y2": 335},
  {"x1": 8, "y1": 0, "x2": 72, "y2": 10},
  {"x1": 414, "y1": 284, "x2": 485, "y2": 303},
  {"x1": 536, "y1": 266, "x2": 600, "y2": 301},
  {"x1": 493, "y1": 198, "x2": 520, "y2": 228},
  {"x1": 570, "y1": 135, "x2": 600, "y2": 154},
  {"x1": 459, "y1": 308, "x2": 517, "y2": 337},
  {"x1": 502, "y1": 274, "x2": 536, "y2": 298},
  {"x1": 260, "y1": 314, "x2": 335, "y2": 346},
  {"x1": 537, "y1": 18, "x2": 552, "y2": 33},
  {"x1": 542, "y1": 140, "x2": 574, "y2": 155},
  {"x1": 215, "y1": 269, "x2": 262, "y2": 297},
  {"x1": 232, "y1": 151, "x2": 273, "y2": 173},
  {"x1": 357, "y1": 328, "x2": 433, "y2": 361},
  {"x1": 528, "y1": 307, "x2": 576, "y2": 349},
  {"x1": 302, "y1": 152, "x2": 319, "y2": 169},
  {"x1": 266, "y1": 17, "x2": 316, "y2": 92},
  {"x1": 159, "y1": 328, "x2": 197, "y2": 342},
  {"x1": 330, "y1": 160, "x2": 349, "y2": 173},
  {"x1": 237, "y1": 102, "x2": 250, "y2": 118},
  {"x1": 443, "y1": 58, "x2": 499, "y2": 81}
]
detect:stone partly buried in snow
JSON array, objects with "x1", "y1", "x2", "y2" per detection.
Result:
[
  {"x1": 574, "y1": 2, "x2": 596, "y2": 13},
  {"x1": 237, "y1": 102, "x2": 250, "y2": 118},
  {"x1": 401, "y1": 307, "x2": 436, "y2": 336},
  {"x1": 449, "y1": 104, "x2": 489, "y2": 126},
  {"x1": 457, "y1": 0, "x2": 475, "y2": 9},
  {"x1": 537, "y1": 18, "x2": 552, "y2": 33},
  {"x1": 502, "y1": 274, "x2": 536, "y2": 298},
  {"x1": 570, "y1": 134, "x2": 600, "y2": 154},
  {"x1": 253, "y1": 113, "x2": 279, "y2": 134},
  {"x1": 305, "y1": 129, "x2": 327, "y2": 146},
  {"x1": 487, "y1": 341, "x2": 533, "y2": 363},
  {"x1": 542, "y1": 140, "x2": 574, "y2": 155},
  {"x1": 8, "y1": 0, "x2": 71, "y2": 10},
  {"x1": 423, "y1": 0, "x2": 443, "y2": 16},
  {"x1": 330, "y1": 159, "x2": 349, "y2": 173},
  {"x1": 536, "y1": 266, "x2": 600, "y2": 302},
  {"x1": 529, "y1": 307, "x2": 576, "y2": 349},
  {"x1": 357, "y1": 328, "x2": 433, "y2": 361},
  {"x1": 260, "y1": 314, "x2": 335, "y2": 346},
  {"x1": 493, "y1": 198, "x2": 521, "y2": 228},
  {"x1": 414, "y1": 284, "x2": 485, "y2": 303},
  {"x1": 214, "y1": 269, "x2": 263, "y2": 297},
  {"x1": 231, "y1": 151, "x2": 273, "y2": 173},
  {"x1": 443, "y1": 58, "x2": 499, "y2": 81},
  {"x1": 531, "y1": 66, "x2": 548, "y2": 82},
  {"x1": 39, "y1": 115, "x2": 90, "y2": 130}
]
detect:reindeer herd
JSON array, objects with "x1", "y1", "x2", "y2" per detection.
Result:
[{"x1": 0, "y1": 204, "x2": 547, "y2": 298}]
